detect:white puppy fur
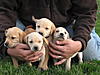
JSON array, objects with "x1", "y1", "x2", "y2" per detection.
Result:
[
  {"x1": 53, "y1": 27, "x2": 70, "y2": 42},
  {"x1": 24, "y1": 32, "x2": 48, "y2": 70},
  {"x1": 53, "y1": 27, "x2": 83, "y2": 71}
]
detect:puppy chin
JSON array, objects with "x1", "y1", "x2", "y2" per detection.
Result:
[
  {"x1": 44, "y1": 34, "x2": 50, "y2": 38},
  {"x1": 4, "y1": 44, "x2": 16, "y2": 48},
  {"x1": 55, "y1": 36, "x2": 65, "y2": 41}
]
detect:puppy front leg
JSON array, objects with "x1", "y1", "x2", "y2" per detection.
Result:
[
  {"x1": 65, "y1": 58, "x2": 71, "y2": 71},
  {"x1": 11, "y1": 57, "x2": 19, "y2": 67},
  {"x1": 78, "y1": 52, "x2": 83, "y2": 64},
  {"x1": 27, "y1": 62, "x2": 32, "y2": 67},
  {"x1": 38, "y1": 47, "x2": 49, "y2": 70},
  {"x1": 38, "y1": 54, "x2": 47, "y2": 70},
  {"x1": 41, "y1": 52, "x2": 49, "y2": 70},
  {"x1": 40, "y1": 47, "x2": 49, "y2": 70}
]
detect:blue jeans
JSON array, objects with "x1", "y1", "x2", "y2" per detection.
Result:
[{"x1": 16, "y1": 20, "x2": 100, "y2": 61}]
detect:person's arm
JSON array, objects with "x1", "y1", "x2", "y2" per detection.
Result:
[
  {"x1": 71, "y1": 0, "x2": 97, "y2": 51},
  {"x1": 0, "y1": 0, "x2": 18, "y2": 57},
  {"x1": 0, "y1": 0, "x2": 43, "y2": 62},
  {"x1": 49, "y1": 0, "x2": 98, "y2": 65}
]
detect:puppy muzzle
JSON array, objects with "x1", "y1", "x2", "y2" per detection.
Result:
[
  {"x1": 4, "y1": 42, "x2": 9, "y2": 48},
  {"x1": 56, "y1": 35, "x2": 65, "y2": 41}
]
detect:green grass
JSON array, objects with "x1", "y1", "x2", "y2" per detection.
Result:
[
  {"x1": 0, "y1": 0, "x2": 100, "y2": 75},
  {"x1": 0, "y1": 58, "x2": 100, "y2": 75}
]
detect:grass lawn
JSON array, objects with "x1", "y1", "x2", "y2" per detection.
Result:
[
  {"x1": 96, "y1": 0, "x2": 100, "y2": 35},
  {"x1": 0, "y1": 0, "x2": 100, "y2": 75}
]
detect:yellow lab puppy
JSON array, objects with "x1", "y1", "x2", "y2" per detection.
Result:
[
  {"x1": 24, "y1": 32, "x2": 49, "y2": 70},
  {"x1": 4, "y1": 27, "x2": 26, "y2": 67}
]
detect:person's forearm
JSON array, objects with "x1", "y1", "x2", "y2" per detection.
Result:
[
  {"x1": 0, "y1": 0, "x2": 18, "y2": 57},
  {"x1": 71, "y1": 0, "x2": 97, "y2": 51}
]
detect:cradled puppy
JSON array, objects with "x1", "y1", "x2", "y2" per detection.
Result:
[
  {"x1": 32, "y1": 16, "x2": 56, "y2": 40},
  {"x1": 53, "y1": 27, "x2": 70, "y2": 43},
  {"x1": 53, "y1": 27, "x2": 83, "y2": 71},
  {"x1": 24, "y1": 32, "x2": 49, "y2": 70},
  {"x1": 4, "y1": 27, "x2": 26, "y2": 67}
]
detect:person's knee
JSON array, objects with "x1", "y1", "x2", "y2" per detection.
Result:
[{"x1": 16, "y1": 19, "x2": 25, "y2": 30}]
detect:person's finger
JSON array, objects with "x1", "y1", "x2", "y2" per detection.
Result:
[
  {"x1": 28, "y1": 53, "x2": 43, "y2": 62},
  {"x1": 20, "y1": 50, "x2": 34, "y2": 58},
  {"x1": 17, "y1": 44, "x2": 29, "y2": 49},
  {"x1": 56, "y1": 40, "x2": 68, "y2": 45},
  {"x1": 49, "y1": 46, "x2": 63, "y2": 55},
  {"x1": 49, "y1": 52, "x2": 63, "y2": 59},
  {"x1": 54, "y1": 59, "x2": 66, "y2": 65},
  {"x1": 25, "y1": 51, "x2": 43, "y2": 59},
  {"x1": 49, "y1": 42, "x2": 64, "y2": 52},
  {"x1": 31, "y1": 59, "x2": 39, "y2": 63},
  {"x1": 33, "y1": 51, "x2": 43, "y2": 56}
]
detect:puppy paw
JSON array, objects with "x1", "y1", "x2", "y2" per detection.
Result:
[
  {"x1": 28, "y1": 62, "x2": 32, "y2": 67},
  {"x1": 79, "y1": 61, "x2": 83, "y2": 64},
  {"x1": 38, "y1": 66, "x2": 48, "y2": 71}
]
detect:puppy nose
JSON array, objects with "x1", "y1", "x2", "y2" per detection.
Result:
[
  {"x1": 39, "y1": 32, "x2": 43, "y2": 36},
  {"x1": 60, "y1": 33, "x2": 64, "y2": 36},
  {"x1": 4, "y1": 42, "x2": 9, "y2": 46},
  {"x1": 34, "y1": 46, "x2": 38, "y2": 50}
]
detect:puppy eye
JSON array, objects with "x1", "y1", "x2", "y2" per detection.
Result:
[
  {"x1": 29, "y1": 41, "x2": 33, "y2": 43},
  {"x1": 38, "y1": 41, "x2": 41, "y2": 43},
  {"x1": 37, "y1": 26, "x2": 40, "y2": 28},
  {"x1": 56, "y1": 30, "x2": 59, "y2": 33},
  {"x1": 11, "y1": 37, "x2": 16, "y2": 39},
  {"x1": 45, "y1": 27, "x2": 49, "y2": 30},
  {"x1": 65, "y1": 32, "x2": 67, "y2": 34}
]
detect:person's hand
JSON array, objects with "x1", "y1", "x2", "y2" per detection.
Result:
[
  {"x1": 7, "y1": 44, "x2": 43, "y2": 62},
  {"x1": 49, "y1": 39, "x2": 82, "y2": 65}
]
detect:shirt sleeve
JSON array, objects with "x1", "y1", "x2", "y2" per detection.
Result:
[
  {"x1": 71, "y1": 0, "x2": 98, "y2": 51},
  {"x1": 0, "y1": 0, "x2": 18, "y2": 57}
]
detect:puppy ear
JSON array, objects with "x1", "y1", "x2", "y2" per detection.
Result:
[
  {"x1": 24, "y1": 28, "x2": 35, "y2": 35},
  {"x1": 5, "y1": 29, "x2": 8, "y2": 35},
  {"x1": 19, "y1": 31, "x2": 26, "y2": 43},
  {"x1": 67, "y1": 33, "x2": 70, "y2": 39},
  {"x1": 32, "y1": 16, "x2": 39, "y2": 22},
  {"x1": 50, "y1": 23, "x2": 56, "y2": 35},
  {"x1": 24, "y1": 36, "x2": 28, "y2": 43}
]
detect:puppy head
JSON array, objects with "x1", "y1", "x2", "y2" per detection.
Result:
[
  {"x1": 24, "y1": 32, "x2": 44, "y2": 51},
  {"x1": 32, "y1": 16, "x2": 56, "y2": 38},
  {"x1": 53, "y1": 27, "x2": 70, "y2": 41},
  {"x1": 4, "y1": 27, "x2": 26, "y2": 48}
]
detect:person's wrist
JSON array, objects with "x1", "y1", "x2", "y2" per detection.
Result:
[
  {"x1": 7, "y1": 48, "x2": 11, "y2": 56},
  {"x1": 75, "y1": 41, "x2": 82, "y2": 52}
]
